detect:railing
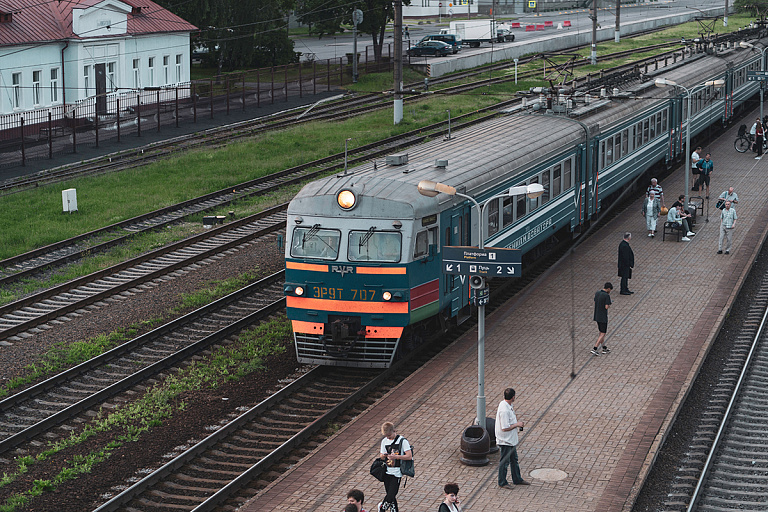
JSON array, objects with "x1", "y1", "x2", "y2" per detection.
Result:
[{"x1": 0, "y1": 45, "x2": 394, "y2": 169}]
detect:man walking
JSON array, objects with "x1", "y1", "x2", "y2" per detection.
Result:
[
  {"x1": 496, "y1": 388, "x2": 530, "y2": 488},
  {"x1": 618, "y1": 232, "x2": 634, "y2": 295},
  {"x1": 718, "y1": 187, "x2": 739, "y2": 205},
  {"x1": 592, "y1": 282, "x2": 613, "y2": 356},
  {"x1": 717, "y1": 201, "x2": 737, "y2": 255},
  {"x1": 698, "y1": 153, "x2": 713, "y2": 198}
]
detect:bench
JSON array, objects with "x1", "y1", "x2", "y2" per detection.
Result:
[
  {"x1": 662, "y1": 221, "x2": 683, "y2": 241},
  {"x1": 688, "y1": 196, "x2": 704, "y2": 217},
  {"x1": 38, "y1": 126, "x2": 65, "y2": 141}
]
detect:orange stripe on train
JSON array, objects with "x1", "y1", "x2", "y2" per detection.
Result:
[
  {"x1": 287, "y1": 296, "x2": 409, "y2": 314},
  {"x1": 286, "y1": 262, "x2": 328, "y2": 272},
  {"x1": 355, "y1": 267, "x2": 407, "y2": 275}
]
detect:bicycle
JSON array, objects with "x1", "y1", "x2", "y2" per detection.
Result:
[{"x1": 734, "y1": 124, "x2": 768, "y2": 153}]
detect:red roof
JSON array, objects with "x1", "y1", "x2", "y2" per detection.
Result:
[{"x1": 0, "y1": 0, "x2": 197, "y2": 46}]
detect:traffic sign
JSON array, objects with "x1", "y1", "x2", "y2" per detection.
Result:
[
  {"x1": 748, "y1": 70, "x2": 768, "y2": 81},
  {"x1": 442, "y1": 246, "x2": 522, "y2": 277}
]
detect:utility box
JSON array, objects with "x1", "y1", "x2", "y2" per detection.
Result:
[{"x1": 62, "y1": 188, "x2": 78, "y2": 213}]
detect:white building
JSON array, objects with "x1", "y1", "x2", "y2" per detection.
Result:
[{"x1": 0, "y1": 0, "x2": 196, "y2": 114}]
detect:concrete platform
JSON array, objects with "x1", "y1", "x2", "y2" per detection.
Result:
[{"x1": 238, "y1": 110, "x2": 768, "y2": 512}]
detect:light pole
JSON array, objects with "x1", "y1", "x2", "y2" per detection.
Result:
[
  {"x1": 740, "y1": 42, "x2": 768, "y2": 122},
  {"x1": 417, "y1": 180, "x2": 544, "y2": 427},
  {"x1": 654, "y1": 78, "x2": 724, "y2": 206}
]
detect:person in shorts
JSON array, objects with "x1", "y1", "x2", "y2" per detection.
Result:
[{"x1": 592, "y1": 282, "x2": 613, "y2": 356}]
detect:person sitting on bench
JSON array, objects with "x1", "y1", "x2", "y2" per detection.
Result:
[
  {"x1": 667, "y1": 204, "x2": 695, "y2": 241},
  {"x1": 671, "y1": 194, "x2": 695, "y2": 230}
]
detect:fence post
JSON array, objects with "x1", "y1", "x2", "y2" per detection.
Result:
[
  {"x1": 257, "y1": 69, "x2": 261, "y2": 108},
  {"x1": 285, "y1": 65, "x2": 289, "y2": 102},
  {"x1": 175, "y1": 86, "x2": 179, "y2": 128},
  {"x1": 117, "y1": 97, "x2": 121, "y2": 142},
  {"x1": 226, "y1": 76, "x2": 230, "y2": 115},
  {"x1": 327, "y1": 59, "x2": 330, "y2": 92},
  {"x1": 20, "y1": 116, "x2": 26, "y2": 166},
  {"x1": 157, "y1": 88, "x2": 161, "y2": 132},
  {"x1": 339, "y1": 57, "x2": 343, "y2": 86},
  {"x1": 193, "y1": 82, "x2": 197, "y2": 122},
  {"x1": 137, "y1": 94, "x2": 141, "y2": 137},
  {"x1": 299, "y1": 62, "x2": 302, "y2": 98},
  {"x1": 95, "y1": 104, "x2": 99, "y2": 147},
  {"x1": 72, "y1": 108, "x2": 77, "y2": 152},
  {"x1": 48, "y1": 111, "x2": 53, "y2": 159},
  {"x1": 209, "y1": 77, "x2": 214, "y2": 119},
  {"x1": 242, "y1": 73, "x2": 246, "y2": 111},
  {"x1": 271, "y1": 66, "x2": 275, "y2": 105},
  {"x1": 313, "y1": 60, "x2": 317, "y2": 95},
  {"x1": 366, "y1": 47, "x2": 369, "y2": 74}
]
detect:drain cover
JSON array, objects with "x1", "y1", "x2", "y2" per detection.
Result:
[{"x1": 530, "y1": 468, "x2": 568, "y2": 481}]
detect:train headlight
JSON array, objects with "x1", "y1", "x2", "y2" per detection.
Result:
[
  {"x1": 337, "y1": 190, "x2": 356, "y2": 210},
  {"x1": 295, "y1": 286, "x2": 304, "y2": 296},
  {"x1": 382, "y1": 291, "x2": 392, "y2": 301}
]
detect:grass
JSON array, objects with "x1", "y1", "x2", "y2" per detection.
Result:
[{"x1": 0, "y1": 315, "x2": 291, "y2": 511}]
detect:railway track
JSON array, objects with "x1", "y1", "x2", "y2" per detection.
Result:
[
  {"x1": 0, "y1": 272, "x2": 286, "y2": 456},
  {"x1": 659, "y1": 268, "x2": 768, "y2": 511}
]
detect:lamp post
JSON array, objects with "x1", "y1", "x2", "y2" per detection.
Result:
[
  {"x1": 739, "y1": 42, "x2": 768, "y2": 122},
  {"x1": 654, "y1": 78, "x2": 725, "y2": 205},
  {"x1": 417, "y1": 180, "x2": 544, "y2": 427}
]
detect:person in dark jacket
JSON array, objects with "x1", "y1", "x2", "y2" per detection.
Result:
[{"x1": 618, "y1": 233, "x2": 634, "y2": 295}]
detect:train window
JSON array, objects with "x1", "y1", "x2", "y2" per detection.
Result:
[
  {"x1": 643, "y1": 119, "x2": 649, "y2": 144},
  {"x1": 622, "y1": 129, "x2": 629, "y2": 155},
  {"x1": 552, "y1": 164, "x2": 562, "y2": 197},
  {"x1": 503, "y1": 196, "x2": 514, "y2": 227},
  {"x1": 414, "y1": 230, "x2": 429, "y2": 258},
  {"x1": 563, "y1": 159, "x2": 572, "y2": 190},
  {"x1": 529, "y1": 177, "x2": 540, "y2": 211},
  {"x1": 661, "y1": 110, "x2": 668, "y2": 133},
  {"x1": 348, "y1": 231, "x2": 401, "y2": 262},
  {"x1": 656, "y1": 114, "x2": 662, "y2": 138},
  {"x1": 635, "y1": 122, "x2": 642, "y2": 148},
  {"x1": 516, "y1": 193, "x2": 526, "y2": 219},
  {"x1": 649, "y1": 115, "x2": 656, "y2": 139},
  {"x1": 487, "y1": 200, "x2": 499, "y2": 236},
  {"x1": 614, "y1": 133, "x2": 622, "y2": 161},
  {"x1": 604, "y1": 137, "x2": 613, "y2": 166},
  {"x1": 541, "y1": 170, "x2": 550, "y2": 205},
  {"x1": 290, "y1": 227, "x2": 341, "y2": 260}
]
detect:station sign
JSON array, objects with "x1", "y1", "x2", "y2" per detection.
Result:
[
  {"x1": 442, "y1": 246, "x2": 522, "y2": 277},
  {"x1": 748, "y1": 70, "x2": 768, "y2": 81}
]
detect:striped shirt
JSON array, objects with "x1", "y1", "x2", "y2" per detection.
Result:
[
  {"x1": 647, "y1": 184, "x2": 663, "y2": 199},
  {"x1": 720, "y1": 207, "x2": 737, "y2": 228}
]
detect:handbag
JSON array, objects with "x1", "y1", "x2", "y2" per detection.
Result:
[{"x1": 370, "y1": 458, "x2": 387, "y2": 482}]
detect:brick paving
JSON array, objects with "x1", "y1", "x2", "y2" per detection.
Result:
[{"x1": 239, "y1": 112, "x2": 768, "y2": 512}]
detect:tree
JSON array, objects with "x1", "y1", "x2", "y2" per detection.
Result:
[
  {"x1": 734, "y1": 0, "x2": 768, "y2": 17},
  {"x1": 295, "y1": 0, "x2": 346, "y2": 37}
]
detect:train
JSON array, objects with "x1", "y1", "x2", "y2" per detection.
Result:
[{"x1": 284, "y1": 40, "x2": 764, "y2": 368}]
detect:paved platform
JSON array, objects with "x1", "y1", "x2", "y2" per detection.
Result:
[{"x1": 239, "y1": 112, "x2": 768, "y2": 512}]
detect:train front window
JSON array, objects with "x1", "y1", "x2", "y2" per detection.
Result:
[
  {"x1": 290, "y1": 226, "x2": 341, "y2": 260},
  {"x1": 348, "y1": 230, "x2": 401, "y2": 262}
]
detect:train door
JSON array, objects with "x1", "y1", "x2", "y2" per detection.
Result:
[{"x1": 449, "y1": 206, "x2": 471, "y2": 322}]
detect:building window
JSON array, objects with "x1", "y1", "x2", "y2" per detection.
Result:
[
  {"x1": 32, "y1": 70, "x2": 41, "y2": 105},
  {"x1": 83, "y1": 65, "x2": 91, "y2": 97},
  {"x1": 107, "y1": 62, "x2": 116, "y2": 92},
  {"x1": 148, "y1": 57, "x2": 155, "y2": 86},
  {"x1": 50, "y1": 68, "x2": 59, "y2": 103},
  {"x1": 175, "y1": 54, "x2": 182, "y2": 82},
  {"x1": 12, "y1": 72, "x2": 21, "y2": 108},
  {"x1": 132, "y1": 58, "x2": 140, "y2": 88},
  {"x1": 163, "y1": 55, "x2": 169, "y2": 84}
]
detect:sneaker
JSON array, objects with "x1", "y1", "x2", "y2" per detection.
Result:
[
  {"x1": 686, "y1": 231, "x2": 695, "y2": 237},
  {"x1": 651, "y1": 233, "x2": 655, "y2": 238},
  {"x1": 591, "y1": 348, "x2": 601, "y2": 356},
  {"x1": 648, "y1": 233, "x2": 652, "y2": 237},
  {"x1": 602, "y1": 346, "x2": 611, "y2": 353},
  {"x1": 756, "y1": 156, "x2": 762, "y2": 160},
  {"x1": 725, "y1": 251, "x2": 730, "y2": 254},
  {"x1": 717, "y1": 250, "x2": 723, "y2": 254},
  {"x1": 681, "y1": 236, "x2": 691, "y2": 241}
]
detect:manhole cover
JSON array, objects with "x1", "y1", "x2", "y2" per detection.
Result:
[{"x1": 530, "y1": 468, "x2": 568, "y2": 481}]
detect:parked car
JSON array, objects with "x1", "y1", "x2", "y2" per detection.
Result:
[
  {"x1": 419, "y1": 34, "x2": 462, "y2": 54},
  {"x1": 407, "y1": 40, "x2": 453, "y2": 57}
]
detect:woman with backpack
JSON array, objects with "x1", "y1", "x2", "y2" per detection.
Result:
[{"x1": 379, "y1": 422, "x2": 412, "y2": 512}]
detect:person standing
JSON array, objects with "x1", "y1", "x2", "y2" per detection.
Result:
[
  {"x1": 718, "y1": 187, "x2": 739, "y2": 205},
  {"x1": 618, "y1": 232, "x2": 634, "y2": 295},
  {"x1": 698, "y1": 153, "x2": 713, "y2": 198},
  {"x1": 756, "y1": 121, "x2": 764, "y2": 160},
  {"x1": 691, "y1": 146, "x2": 703, "y2": 188},
  {"x1": 438, "y1": 483, "x2": 462, "y2": 512},
  {"x1": 379, "y1": 422, "x2": 412, "y2": 512},
  {"x1": 495, "y1": 388, "x2": 530, "y2": 488},
  {"x1": 592, "y1": 282, "x2": 613, "y2": 356},
  {"x1": 646, "y1": 178, "x2": 665, "y2": 208},
  {"x1": 717, "y1": 201, "x2": 737, "y2": 255},
  {"x1": 642, "y1": 190, "x2": 660, "y2": 237}
]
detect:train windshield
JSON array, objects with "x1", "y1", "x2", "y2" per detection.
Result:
[
  {"x1": 290, "y1": 226, "x2": 341, "y2": 260},
  {"x1": 348, "y1": 230, "x2": 401, "y2": 262}
]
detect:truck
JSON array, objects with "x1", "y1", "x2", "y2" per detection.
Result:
[{"x1": 440, "y1": 20, "x2": 514, "y2": 48}]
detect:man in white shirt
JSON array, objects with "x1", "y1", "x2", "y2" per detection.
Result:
[
  {"x1": 691, "y1": 146, "x2": 702, "y2": 190},
  {"x1": 495, "y1": 388, "x2": 530, "y2": 487}
]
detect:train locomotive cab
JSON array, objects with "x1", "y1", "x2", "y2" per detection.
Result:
[{"x1": 285, "y1": 179, "x2": 439, "y2": 368}]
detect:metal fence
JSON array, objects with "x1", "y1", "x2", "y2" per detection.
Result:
[{"x1": 2, "y1": 44, "x2": 394, "y2": 169}]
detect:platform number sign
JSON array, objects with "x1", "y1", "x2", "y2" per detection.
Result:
[{"x1": 442, "y1": 246, "x2": 522, "y2": 277}]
